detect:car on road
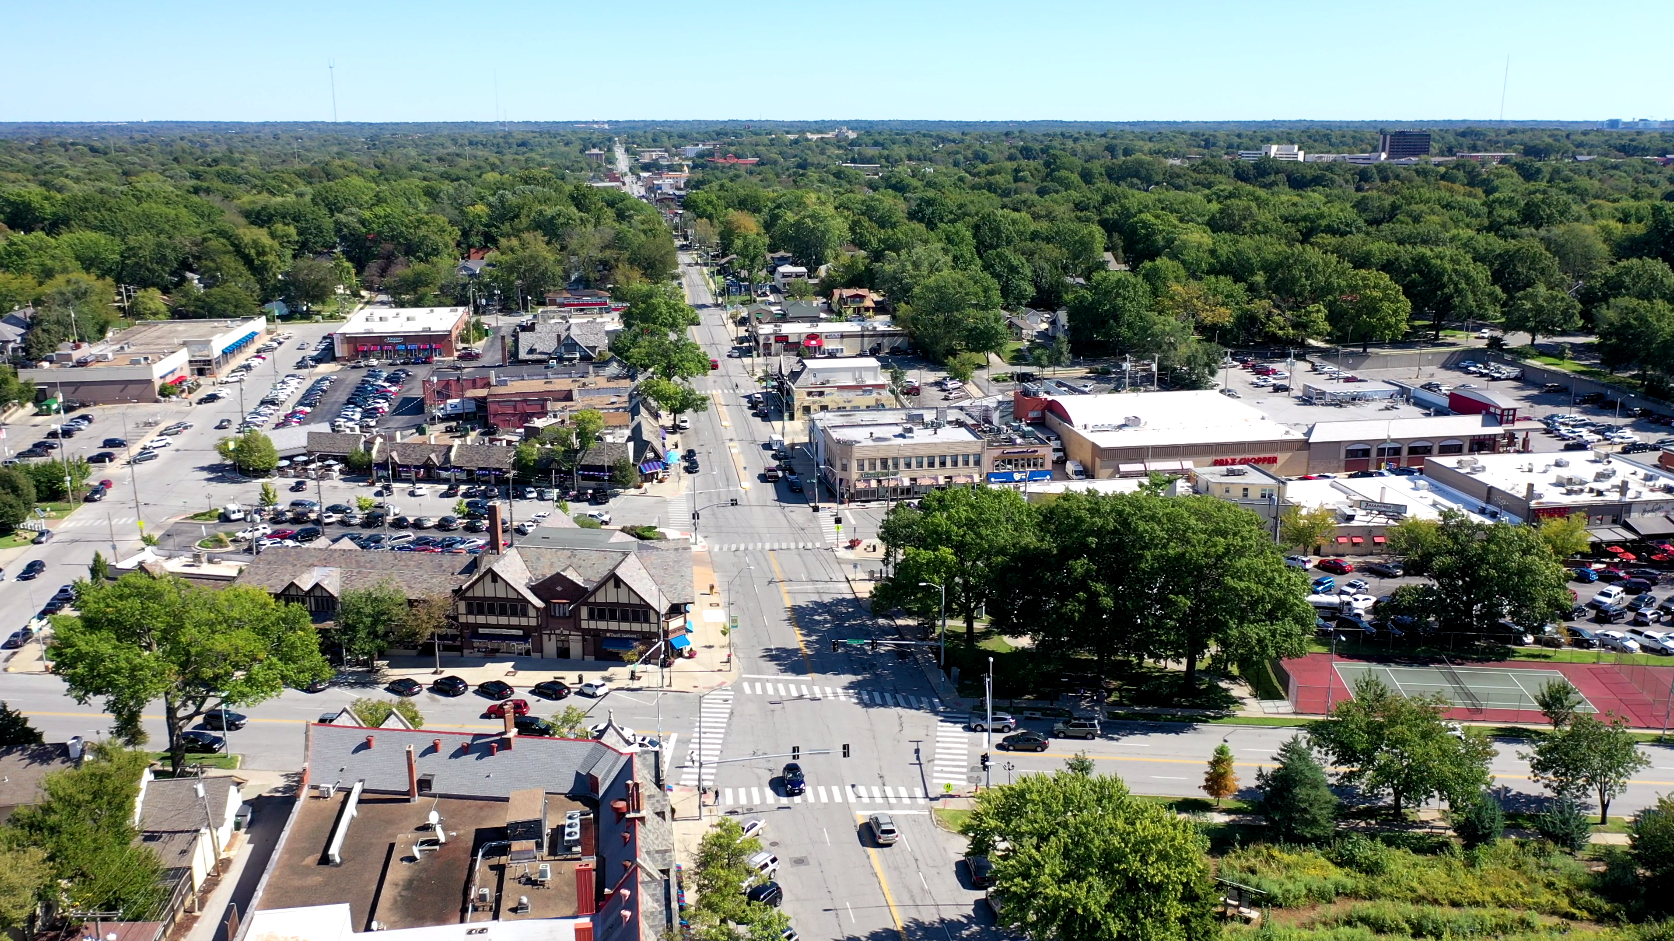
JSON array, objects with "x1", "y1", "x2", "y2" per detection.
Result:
[
  {"x1": 781, "y1": 762, "x2": 806, "y2": 796},
  {"x1": 578, "y1": 680, "x2": 609, "y2": 697},
  {"x1": 513, "y1": 715, "x2": 556, "y2": 736},
  {"x1": 485, "y1": 698, "x2": 530, "y2": 718},
  {"x1": 387, "y1": 677, "x2": 424, "y2": 697},
  {"x1": 745, "y1": 882, "x2": 783, "y2": 907},
  {"x1": 432, "y1": 675, "x2": 469, "y2": 696},
  {"x1": 180, "y1": 730, "x2": 225, "y2": 754},
  {"x1": 1317, "y1": 558, "x2": 1354, "y2": 575},
  {"x1": 1052, "y1": 717, "x2": 1101, "y2": 739},
  {"x1": 868, "y1": 813, "x2": 899, "y2": 846},
  {"x1": 19, "y1": 560, "x2": 46, "y2": 580},
  {"x1": 1000, "y1": 730, "x2": 1050, "y2": 752},
  {"x1": 968, "y1": 711, "x2": 1015, "y2": 732},
  {"x1": 129, "y1": 450, "x2": 159, "y2": 464},
  {"x1": 533, "y1": 680, "x2": 572, "y2": 700},
  {"x1": 738, "y1": 819, "x2": 766, "y2": 842},
  {"x1": 201, "y1": 710, "x2": 248, "y2": 731},
  {"x1": 965, "y1": 855, "x2": 994, "y2": 887},
  {"x1": 477, "y1": 680, "x2": 515, "y2": 700}
]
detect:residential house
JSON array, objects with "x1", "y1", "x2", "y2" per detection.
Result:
[
  {"x1": 0, "y1": 739, "x2": 84, "y2": 823},
  {"x1": 135, "y1": 773, "x2": 243, "y2": 902},
  {"x1": 831, "y1": 288, "x2": 882, "y2": 317},
  {"x1": 0, "y1": 307, "x2": 33, "y2": 359}
]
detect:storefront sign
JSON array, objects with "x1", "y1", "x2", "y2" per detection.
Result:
[
  {"x1": 987, "y1": 470, "x2": 1054, "y2": 483},
  {"x1": 1357, "y1": 499, "x2": 1409, "y2": 518},
  {"x1": 1000, "y1": 448, "x2": 1042, "y2": 455},
  {"x1": 1211, "y1": 456, "x2": 1278, "y2": 467},
  {"x1": 474, "y1": 628, "x2": 527, "y2": 636}
]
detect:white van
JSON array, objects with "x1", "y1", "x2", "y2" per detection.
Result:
[
  {"x1": 769, "y1": 433, "x2": 785, "y2": 453},
  {"x1": 1065, "y1": 460, "x2": 1087, "y2": 480}
]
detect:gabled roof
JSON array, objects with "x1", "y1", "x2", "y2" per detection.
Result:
[
  {"x1": 306, "y1": 432, "x2": 367, "y2": 456},
  {"x1": 139, "y1": 776, "x2": 238, "y2": 832},
  {"x1": 238, "y1": 546, "x2": 480, "y2": 600},
  {"x1": 384, "y1": 441, "x2": 451, "y2": 467},
  {"x1": 450, "y1": 443, "x2": 514, "y2": 469},
  {"x1": 463, "y1": 552, "x2": 543, "y2": 608}
]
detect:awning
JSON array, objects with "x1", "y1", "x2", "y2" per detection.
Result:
[
  {"x1": 1373, "y1": 536, "x2": 1386, "y2": 544},
  {"x1": 669, "y1": 634, "x2": 692, "y2": 651},
  {"x1": 1336, "y1": 536, "x2": 1350, "y2": 544},
  {"x1": 639, "y1": 461, "x2": 666, "y2": 474},
  {"x1": 600, "y1": 637, "x2": 639, "y2": 651},
  {"x1": 1350, "y1": 536, "x2": 1364, "y2": 544},
  {"x1": 852, "y1": 478, "x2": 876, "y2": 488},
  {"x1": 1588, "y1": 526, "x2": 1638, "y2": 543},
  {"x1": 951, "y1": 475, "x2": 974, "y2": 484},
  {"x1": 916, "y1": 477, "x2": 938, "y2": 486},
  {"x1": 1627, "y1": 515, "x2": 1674, "y2": 538},
  {"x1": 167, "y1": 375, "x2": 188, "y2": 385}
]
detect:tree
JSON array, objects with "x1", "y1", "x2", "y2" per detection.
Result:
[
  {"x1": 259, "y1": 480, "x2": 278, "y2": 508},
  {"x1": 1, "y1": 745, "x2": 165, "y2": 919},
  {"x1": 50, "y1": 573, "x2": 329, "y2": 771},
  {"x1": 1631, "y1": 794, "x2": 1674, "y2": 892},
  {"x1": 1256, "y1": 735, "x2": 1338, "y2": 843},
  {"x1": 1280, "y1": 505, "x2": 1338, "y2": 555},
  {"x1": 900, "y1": 269, "x2": 1006, "y2": 362},
  {"x1": 687, "y1": 817, "x2": 784, "y2": 941},
  {"x1": 335, "y1": 581, "x2": 409, "y2": 662},
  {"x1": 1202, "y1": 743, "x2": 1237, "y2": 806},
  {"x1": 348, "y1": 697, "x2": 423, "y2": 729},
  {"x1": 1387, "y1": 511, "x2": 1573, "y2": 639},
  {"x1": 1595, "y1": 297, "x2": 1674, "y2": 378},
  {"x1": 1533, "y1": 678, "x2": 1585, "y2": 728},
  {"x1": 1503, "y1": 284, "x2": 1582, "y2": 346},
  {"x1": 550, "y1": 705, "x2": 589, "y2": 738},
  {"x1": 88, "y1": 551, "x2": 109, "y2": 583},
  {"x1": 1327, "y1": 268, "x2": 1412, "y2": 351},
  {"x1": 774, "y1": 204, "x2": 849, "y2": 269},
  {"x1": 216, "y1": 430, "x2": 280, "y2": 476},
  {"x1": 639, "y1": 375, "x2": 710, "y2": 422},
  {"x1": 610, "y1": 459, "x2": 641, "y2": 491},
  {"x1": 1451, "y1": 790, "x2": 1504, "y2": 849},
  {"x1": 396, "y1": 595, "x2": 452, "y2": 651},
  {"x1": 1536, "y1": 512, "x2": 1591, "y2": 562},
  {"x1": 0, "y1": 701, "x2": 43, "y2": 747},
  {"x1": 346, "y1": 448, "x2": 374, "y2": 474},
  {"x1": 962, "y1": 765, "x2": 1216, "y2": 941},
  {"x1": 945, "y1": 351, "x2": 986, "y2": 384},
  {"x1": 0, "y1": 465, "x2": 35, "y2": 532},
  {"x1": 1308, "y1": 675, "x2": 1496, "y2": 816},
  {"x1": 1523, "y1": 713, "x2": 1651, "y2": 824},
  {"x1": 0, "y1": 845, "x2": 48, "y2": 931},
  {"x1": 874, "y1": 487, "x2": 1037, "y2": 647},
  {"x1": 1535, "y1": 798, "x2": 1592, "y2": 853}
]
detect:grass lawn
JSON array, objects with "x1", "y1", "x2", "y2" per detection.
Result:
[
  {"x1": 149, "y1": 751, "x2": 241, "y2": 772},
  {"x1": 932, "y1": 807, "x2": 972, "y2": 833},
  {"x1": 0, "y1": 530, "x2": 36, "y2": 550},
  {"x1": 188, "y1": 509, "x2": 221, "y2": 522}
]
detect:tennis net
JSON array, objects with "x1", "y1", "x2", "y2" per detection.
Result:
[{"x1": 1439, "y1": 658, "x2": 1486, "y2": 713}]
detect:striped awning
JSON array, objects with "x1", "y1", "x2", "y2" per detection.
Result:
[{"x1": 639, "y1": 461, "x2": 665, "y2": 473}]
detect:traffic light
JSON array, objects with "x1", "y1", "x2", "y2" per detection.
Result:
[
  {"x1": 831, "y1": 639, "x2": 840, "y2": 653},
  {"x1": 833, "y1": 515, "x2": 843, "y2": 525},
  {"x1": 870, "y1": 638, "x2": 879, "y2": 652},
  {"x1": 791, "y1": 745, "x2": 800, "y2": 761},
  {"x1": 980, "y1": 753, "x2": 991, "y2": 770},
  {"x1": 842, "y1": 744, "x2": 850, "y2": 758}
]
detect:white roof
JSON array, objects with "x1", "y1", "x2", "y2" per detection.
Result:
[
  {"x1": 1306, "y1": 414, "x2": 1508, "y2": 444},
  {"x1": 339, "y1": 306, "x2": 470, "y2": 337},
  {"x1": 1429, "y1": 451, "x2": 1671, "y2": 510},
  {"x1": 794, "y1": 357, "x2": 885, "y2": 386},
  {"x1": 1283, "y1": 474, "x2": 1493, "y2": 524},
  {"x1": 1047, "y1": 391, "x2": 1304, "y2": 448},
  {"x1": 823, "y1": 421, "x2": 980, "y2": 446},
  {"x1": 754, "y1": 320, "x2": 902, "y2": 336}
]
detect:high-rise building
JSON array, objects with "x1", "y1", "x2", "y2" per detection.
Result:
[{"x1": 1379, "y1": 130, "x2": 1431, "y2": 159}]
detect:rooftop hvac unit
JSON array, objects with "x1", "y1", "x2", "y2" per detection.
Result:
[
  {"x1": 900, "y1": 425, "x2": 914, "y2": 436},
  {"x1": 1223, "y1": 466, "x2": 1247, "y2": 476},
  {"x1": 1554, "y1": 458, "x2": 1570, "y2": 467},
  {"x1": 1455, "y1": 458, "x2": 1474, "y2": 469},
  {"x1": 1123, "y1": 416, "x2": 1145, "y2": 427}
]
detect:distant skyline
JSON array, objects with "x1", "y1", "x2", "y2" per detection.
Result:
[{"x1": 4, "y1": 0, "x2": 1669, "y2": 124}]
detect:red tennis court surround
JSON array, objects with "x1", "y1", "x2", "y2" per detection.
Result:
[{"x1": 1279, "y1": 652, "x2": 1674, "y2": 728}]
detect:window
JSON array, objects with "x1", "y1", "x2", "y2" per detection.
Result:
[
  {"x1": 1438, "y1": 440, "x2": 1465, "y2": 455},
  {"x1": 1376, "y1": 443, "x2": 1402, "y2": 458},
  {"x1": 1344, "y1": 445, "x2": 1372, "y2": 460},
  {"x1": 840, "y1": 459, "x2": 848, "y2": 471},
  {"x1": 1260, "y1": 488, "x2": 1274, "y2": 499},
  {"x1": 915, "y1": 456, "x2": 925, "y2": 469},
  {"x1": 1407, "y1": 442, "x2": 1433, "y2": 456},
  {"x1": 938, "y1": 455, "x2": 948, "y2": 468},
  {"x1": 550, "y1": 602, "x2": 571, "y2": 616},
  {"x1": 1241, "y1": 487, "x2": 1249, "y2": 498}
]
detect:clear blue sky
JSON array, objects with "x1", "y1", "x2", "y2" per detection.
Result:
[{"x1": 3, "y1": 0, "x2": 1666, "y2": 123}]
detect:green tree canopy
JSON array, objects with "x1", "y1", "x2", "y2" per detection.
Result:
[
  {"x1": 1522, "y1": 712, "x2": 1651, "y2": 823},
  {"x1": 1256, "y1": 735, "x2": 1338, "y2": 843}
]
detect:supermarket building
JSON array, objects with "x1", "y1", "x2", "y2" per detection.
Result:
[{"x1": 334, "y1": 306, "x2": 470, "y2": 360}]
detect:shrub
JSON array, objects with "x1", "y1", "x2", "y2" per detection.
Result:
[
  {"x1": 1453, "y1": 790, "x2": 1506, "y2": 849},
  {"x1": 1537, "y1": 798, "x2": 1593, "y2": 853},
  {"x1": 1332, "y1": 834, "x2": 1393, "y2": 876}
]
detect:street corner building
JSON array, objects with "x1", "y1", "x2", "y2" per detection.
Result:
[
  {"x1": 238, "y1": 719, "x2": 673, "y2": 941},
  {"x1": 335, "y1": 307, "x2": 471, "y2": 362}
]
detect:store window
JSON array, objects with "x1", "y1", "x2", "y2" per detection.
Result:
[
  {"x1": 1407, "y1": 442, "x2": 1433, "y2": 456},
  {"x1": 1438, "y1": 440, "x2": 1464, "y2": 455},
  {"x1": 1344, "y1": 445, "x2": 1372, "y2": 460}
]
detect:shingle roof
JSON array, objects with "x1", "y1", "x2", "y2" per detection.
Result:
[
  {"x1": 0, "y1": 744, "x2": 78, "y2": 820},
  {"x1": 139, "y1": 776, "x2": 237, "y2": 831},
  {"x1": 306, "y1": 724, "x2": 630, "y2": 800},
  {"x1": 510, "y1": 543, "x2": 692, "y2": 610},
  {"x1": 306, "y1": 432, "x2": 368, "y2": 456},
  {"x1": 384, "y1": 442, "x2": 451, "y2": 467},
  {"x1": 450, "y1": 443, "x2": 514, "y2": 470},
  {"x1": 237, "y1": 545, "x2": 480, "y2": 600}
]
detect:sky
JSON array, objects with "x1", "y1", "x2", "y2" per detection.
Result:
[{"x1": 2, "y1": 0, "x2": 1668, "y2": 124}]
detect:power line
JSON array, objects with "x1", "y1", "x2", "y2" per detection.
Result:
[
  {"x1": 328, "y1": 59, "x2": 338, "y2": 123},
  {"x1": 1498, "y1": 55, "x2": 1510, "y2": 124}
]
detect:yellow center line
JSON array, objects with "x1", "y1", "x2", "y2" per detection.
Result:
[
  {"x1": 863, "y1": 845, "x2": 908, "y2": 941},
  {"x1": 20, "y1": 709, "x2": 499, "y2": 731},
  {"x1": 767, "y1": 554, "x2": 815, "y2": 679}
]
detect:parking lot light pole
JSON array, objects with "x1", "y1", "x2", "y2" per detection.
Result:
[{"x1": 920, "y1": 580, "x2": 946, "y2": 669}]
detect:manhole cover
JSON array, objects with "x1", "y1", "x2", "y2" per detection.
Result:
[
  {"x1": 769, "y1": 841, "x2": 780, "y2": 847},
  {"x1": 790, "y1": 857, "x2": 810, "y2": 867}
]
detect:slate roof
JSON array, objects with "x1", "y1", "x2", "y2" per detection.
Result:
[
  {"x1": 512, "y1": 542, "x2": 692, "y2": 610},
  {"x1": 450, "y1": 443, "x2": 514, "y2": 470},
  {"x1": 306, "y1": 432, "x2": 368, "y2": 456},
  {"x1": 384, "y1": 442, "x2": 451, "y2": 467},
  {"x1": 237, "y1": 545, "x2": 480, "y2": 600},
  {"x1": 306, "y1": 724, "x2": 630, "y2": 800},
  {"x1": 139, "y1": 776, "x2": 237, "y2": 831},
  {"x1": 516, "y1": 321, "x2": 614, "y2": 361}
]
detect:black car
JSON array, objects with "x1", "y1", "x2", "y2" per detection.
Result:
[
  {"x1": 782, "y1": 762, "x2": 806, "y2": 795},
  {"x1": 1595, "y1": 607, "x2": 1630, "y2": 624},
  {"x1": 3, "y1": 628, "x2": 34, "y2": 649},
  {"x1": 87, "y1": 452, "x2": 118, "y2": 464},
  {"x1": 294, "y1": 526, "x2": 323, "y2": 542},
  {"x1": 684, "y1": 460, "x2": 700, "y2": 474},
  {"x1": 433, "y1": 675, "x2": 469, "y2": 697},
  {"x1": 18, "y1": 560, "x2": 46, "y2": 580},
  {"x1": 290, "y1": 480, "x2": 310, "y2": 492},
  {"x1": 965, "y1": 855, "x2": 994, "y2": 888},
  {"x1": 464, "y1": 518, "x2": 488, "y2": 533},
  {"x1": 436, "y1": 516, "x2": 461, "y2": 531},
  {"x1": 35, "y1": 440, "x2": 59, "y2": 450},
  {"x1": 201, "y1": 709, "x2": 248, "y2": 731},
  {"x1": 388, "y1": 677, "x2": 424, "y2": 697},
  {"x1": 1000, "y1": 730, "x2": 1050, "y2": 752},
  {"x1": 745, "y1": 882, "x2": 783, "y2": 907},
  {"x1": 684, "y1": 448, "x2": 698, "y2": 461},
  {"x1": 180, "y1": 730, "x2": 225, "y2": 754},
  {"x1": 83, "y1": 486, "x2": 107, "y2": 502},
  {"x1": 391, "y1": 516, "x2": 412, "y2": 529},
  {"x1": 1364, "y1": 561, "x2": 1403, "y2": 578},
  {"x1": 514, "y1": 715, "x2": 556, "y2": 736},
  {"x1": 1625, "y1": 578, "x2": 1657, "y2": 595},
  {"x1": 478, "y1": 680, "x2": 515, "y2": 700},
  {"x1": 533, "y1": 679, "x2": 572, "y2": 700},
  {"x1": 102, "y1": 437, "x2": 128, "y2": 449}
]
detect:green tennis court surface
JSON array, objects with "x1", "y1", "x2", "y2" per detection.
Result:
[{"x1": 1334, "y1": 662, "x2": 1598, "y2": 713}]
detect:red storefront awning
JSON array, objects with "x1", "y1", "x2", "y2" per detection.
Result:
[{"x1": 1335, "y1": 536, "x2": 1350, "y2": 544}]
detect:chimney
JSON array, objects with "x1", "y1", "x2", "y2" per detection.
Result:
[
  {"x1": 1526, "y1": 482, "x2": 1535, "y2": 501},
  {"x1": 432, "y1": 738, "x2": 442, "y2": 753},
  {"x1": 406, "y1": 744, "x2": 418, "y2": 802},
  {"x1": 488, "y1": 503, "x2": 504, "y2": 554},
  {"x1": 488, "y1": 741, "x2": 499, "y2": 756},
  {"x1": 503, "y1": 710, "x2": 517, "y2": 748},
  {"x1": 365, "y1": 735, "x2": 375, "y2": 749}
]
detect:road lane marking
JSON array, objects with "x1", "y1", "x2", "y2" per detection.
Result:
[
  {"x1": 864, "y1": 846, "x2": 908, "y2": 941},
  {"x1": 767, "y1": 553, "x2": 815, "y2": 678}
]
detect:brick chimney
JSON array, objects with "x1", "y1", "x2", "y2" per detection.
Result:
[
  {"x1": 406, "y1": 744, "x2": 418, "y2": 802},
  {"x1": 503, "y1": 709, "x2": 517, "y2": 748},
  {"x1": 488, "y1": 503, "x2": 504, "y2": 554}
]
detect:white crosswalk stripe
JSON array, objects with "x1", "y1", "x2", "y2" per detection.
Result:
[
  {"x1": 737, "y1": 682, "x2": 932, "y2": 710},
  {"x1": 59, "y1": 516, "x2": 138, "y2": 528},
  {"x1": 711, "y1": 542, "x2": 826, "y2": 552},
  {"x1": 932, "y1": 718, "x2": 973, "y2": 789},
  {"x1": 678, "y1": 688, "x2": 735, "y2": 788},
  {"x1": 717, "y1": 781, "x2": 930, "y2": 810}
]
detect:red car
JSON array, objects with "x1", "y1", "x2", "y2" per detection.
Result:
[
  {"x1": 485, "y1": 699, "x2": 530, "y2": 718},
  {"x1": 709, "y1": 358, "x2": 719, "y2": 370},
  {"x1": 1317, "y1": 558, "x2": 1354, "y2": 575}
]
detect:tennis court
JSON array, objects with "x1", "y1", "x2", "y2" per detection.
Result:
[{"x1": 1334, "y1": 661, "x2": 1598, "y2": 714}]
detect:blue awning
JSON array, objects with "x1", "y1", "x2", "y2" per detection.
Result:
[
  {"x1": 665, "y1": 450, "x2": 679, "y2": 463},
  {"x1": 600, "y1": 637, "x2": 638, "y2": 651},
  {"x1": 669, "y1": 634, "x2": 692, "y2": 651}
]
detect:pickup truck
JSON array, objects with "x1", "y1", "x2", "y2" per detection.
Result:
[{"x1": 762, "y1": 465, "x2": 783, "y2": 482}]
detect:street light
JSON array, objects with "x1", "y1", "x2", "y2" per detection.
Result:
[{"x1": 919, "y1": 580, "x2": 946, "y2": 669}]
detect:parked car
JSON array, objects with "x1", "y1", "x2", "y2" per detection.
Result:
[
  {"x1": 514, "y1": 715, "x2": 556, "y2": 736},
  {"x1": 578, "y1": 680, "x2": 610, "y2": 697},
  {"x1": 1284, "y1": 555, "x2": 1310, "y2": 569},
  {"x1": 1600, "y1": 630, "x2": 1642, "y2": 654},
  {"x1": 1590, "y1": 586, "x2": 1626, "y2": 609},
  {"x1": 1566, "y1": 626, "x2": 1601, "y2": 649},
  {"x1": 968, "y1": 711, "x2": 1015, "y2": 732},
  {"x1": 1317, "y1": 559, "x2": 1354, "y2": 575},
  {"x1": 965, "y1": 855, "x2": 995, "y2": 888},
  {"x1": 180, "y1": 730, "x2": 225, "y2": 754},
  {"x1": 1052, "y1": 717, "x2": 1101, "y2": 739},
  {"x1": 432, "y1": 675, "x2": 469, "y2": 697},
  {"x1": 477, "y1": 680, "x2": 516, "y2": 700},
  {"x1": 1000, "y1": 730, "x2": 1050, "y2": 752},
  {"x1": 746, "y1": 882, "x2": 783, "y2": 907},
  {"x1": 1571, "y1": 567, "x2": 1600, "y2": 583},
  {"x1": 533, "y1": 680, "x2": 572, "y2": 700},
  {"x1": 387, "y1": 677, "x2": 423, "y2": 697},
  {"x1": 1364, "y1": 561, "x2": 1403, "y2": 578}
]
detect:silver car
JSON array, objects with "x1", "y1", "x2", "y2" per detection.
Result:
[{"x1": 968, "y1": 712, "x2": 1016, "y2": 733}]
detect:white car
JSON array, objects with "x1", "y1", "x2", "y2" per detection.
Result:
[
  {"x1": 531, "y1": 511, "x2": 551, "y2": 521},
  {"x1": 236, "y1": 524, "x2": 272, "y2": 540},
  {"x1": 584, "y1": 511, "x2": 612, "y2": 525},
  {"x1": 1339, "y1": 593, "x2": 1376, "y2": 611},
  {"x1": 408, "y1": 485, "x2": 429, "y2": 497},
  {"x1": 147, "y1": 437, "x2": 172, "y2": 449},
  {"x1": 1627, "y1": 628, "x2": 1674, "y2": 655},
  {"x1": 1599, "y1": 631, "x2": 1641, "y2": 654},
  {"x1": 737, "y1": 819, "x2": 766, "y2": 843},
  {"x1": 578, "y1": 681, "x2": 610, "y2": 698},
  {"x1": 1591, "y1": 586, "x2": 1626, "y2": 609}
]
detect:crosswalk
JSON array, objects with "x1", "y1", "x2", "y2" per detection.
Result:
[
  {"x1": 678, "y1": 687, "x2": 734, "y2": 788},
  {"x1": 709, "y1": 542, "x2": 824, "y2": 552},
  {"x1": 666, "y1": 493, "x2": 691, "y2": 528},
  {"x1": 819, "y1": 514, "x2": 841, "y2": 546},
  {"x1": 718, "y1": 782, "x2": 932, "y2": 809},
  {"x1": 738, "y1": 681, "x2": 936, "y2": 711},
  {"x1": 57, "y1": 516, "x2": 138, "y2": 529},
  {"x1": 932, "y1": 719, "x2": 973, "y2": 790}
]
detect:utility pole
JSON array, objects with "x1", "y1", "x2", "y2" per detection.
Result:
[
  {"x1": 984, "y1": 657, "x2": 994, "y2": 791},
  {"x1": 328, "y1": 59, "x2": 338, "y2": 123}
]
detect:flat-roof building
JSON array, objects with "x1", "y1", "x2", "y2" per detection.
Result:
[
  {"x1": 334, "y1": 307, "x2": 470, "y2": 361},
  {"x1": 1420, "y1": 451, "x2": 1674, "y2": 539},
  {"x1": 1042, "y1": 390, "x2": 1311, "y2": 478},
  {"x1": 1305, "y1": 414, "x2": 1522, "y2": 474},
  {"x1": 12, "y1": 315, "x2": 268, "y2": 403},
  {"x1": 784, "y1": 356, "x2": 891, "y2": 418},
  {"x1": 812, "y1": 409, "x2": 986, "y2": 502},
  {"x1": 752, "y1": 319, "x2": 909, "y2": 358}
]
